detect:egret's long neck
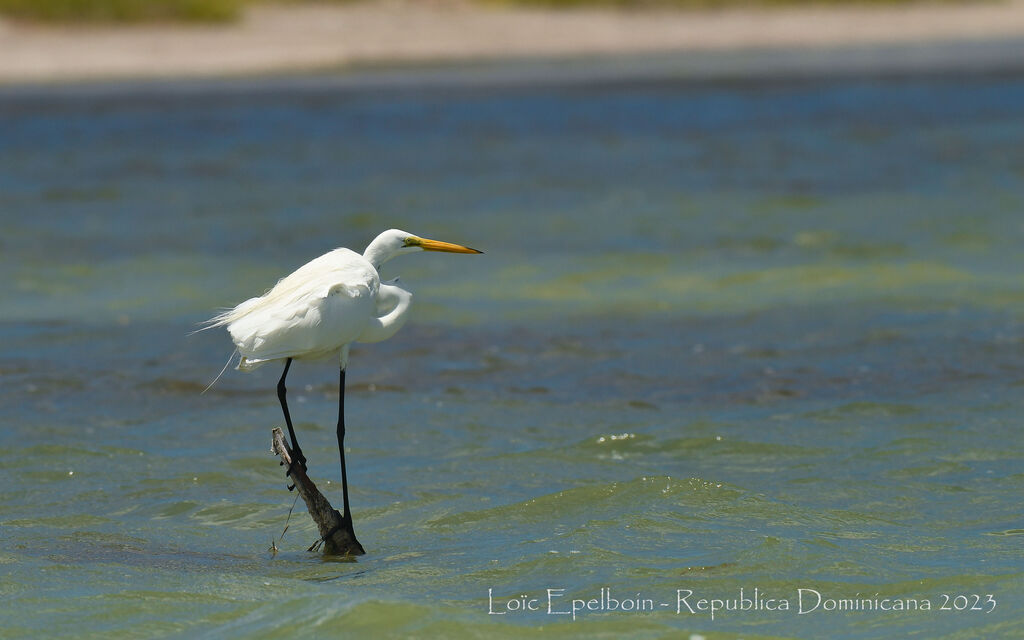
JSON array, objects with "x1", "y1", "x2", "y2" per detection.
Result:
[
  {"x1": 362, "y1": 235, "x2": 400, "y2": 271},
  {"x1": 357, "y1": 283, "x2": 413, "y2": 344}
]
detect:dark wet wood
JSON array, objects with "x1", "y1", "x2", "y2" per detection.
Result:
[{"x1": 270, "y1": 427, "x2": 365, "y2": 556}]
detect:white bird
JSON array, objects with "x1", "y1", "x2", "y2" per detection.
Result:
[{"x1": 205, "y1": 229, "x2": 481, "y2": 539}]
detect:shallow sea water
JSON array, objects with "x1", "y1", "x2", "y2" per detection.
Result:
[{"x1": 1, "y1": 66, "x2": 1023, "y2": 639}]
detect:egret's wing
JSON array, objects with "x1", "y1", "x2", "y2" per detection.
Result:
[{"x1": 220, "y1": 249, "x2": 380, "y2": 363}]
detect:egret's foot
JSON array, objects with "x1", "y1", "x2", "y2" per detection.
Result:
[
  {"x1": 323, "y1": 509, "x2": 355, "y2": 540},
  {"x1": 284, "y1": 449, "x2": 308, "y2": 477},
  {"x1": 280, "y1": 451, "x2": 308, "y2": 491}
]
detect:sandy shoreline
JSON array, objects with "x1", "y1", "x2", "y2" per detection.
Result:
[{"x1": 2, "y1": 0, "x2": 1024, "y2": 84}]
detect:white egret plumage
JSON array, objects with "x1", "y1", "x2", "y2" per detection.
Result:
[{"x1": 204, "y1": 229, "x2": 481, "y2": 539}]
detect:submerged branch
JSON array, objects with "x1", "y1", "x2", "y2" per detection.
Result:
[{"x1": 270, "y1": 427, "x2": 364, "y2": 556}]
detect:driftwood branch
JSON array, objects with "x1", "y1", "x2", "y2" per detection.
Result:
[{"x1": 270, "y1": 427, "x2": 365, "y2": 556}]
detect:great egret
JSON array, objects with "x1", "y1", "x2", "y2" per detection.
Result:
[{"x1": 205, "y1": 229, "x2": 481, "y2": 539}]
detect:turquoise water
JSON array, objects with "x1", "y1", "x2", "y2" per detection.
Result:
[{"x1": 1, "y1": 69, "x2": 1023, "y2": 639}]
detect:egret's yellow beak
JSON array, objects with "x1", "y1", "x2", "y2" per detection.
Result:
[{"x1": 409, "y1": 236, "x2": 483, "y2": 254}]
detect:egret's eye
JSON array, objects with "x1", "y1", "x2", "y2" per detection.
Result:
[{"x1": 403, "y1": 237, "x2": 421, "y2": 248}]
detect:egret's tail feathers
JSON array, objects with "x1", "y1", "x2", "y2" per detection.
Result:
[
  {"x1": 190, "y1": 296, "x2": 263, "y2": 336},
  {"x1": 189, "y1": 308, "x2": 235, "y2": 336},
  {"x1": 236, "y1": 355, "x2": 270, "y2": 372},
  {"x1": 202, "y1": 349, "x2": 239, "y2": 395}
]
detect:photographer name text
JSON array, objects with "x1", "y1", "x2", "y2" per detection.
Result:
[{"x1": 487, "y1": 587, "x2": 997, "y2": 621}]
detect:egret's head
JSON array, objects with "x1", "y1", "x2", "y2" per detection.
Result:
[{"x1": 364, "y1": 228, "x2": 482, "y2": 270}]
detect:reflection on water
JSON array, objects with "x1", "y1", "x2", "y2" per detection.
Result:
[{"x1": 1, "y1": 69, "x2": 1023, "y2": 638}]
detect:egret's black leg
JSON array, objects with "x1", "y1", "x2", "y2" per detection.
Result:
[
  {"x1": 277, "y1": 358, "x2": 307, "y2": 476},
  {"x1": 337, "y1": 367, "x2": 354, "y2": 535}
]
